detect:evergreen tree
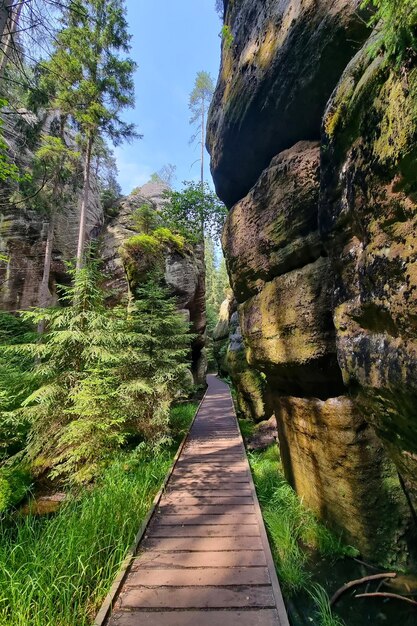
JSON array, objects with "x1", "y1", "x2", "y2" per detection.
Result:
[
  {"x1": 45, "y1": 0, "x2": 137, "y2": 270},
  {"x1": 189, "y1": 71, "x2": 214, "y2": 184},
  {"x1": 5, "y1": 262, "x2": 192, "y2": 483}
]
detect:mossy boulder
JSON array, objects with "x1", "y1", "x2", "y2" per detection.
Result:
[
  {"x1": 274, "y1": 394, "x2": 412, "y2": 566},
  {"x1": 222, "y1": 141, "x2": 322, "y2": 302}
]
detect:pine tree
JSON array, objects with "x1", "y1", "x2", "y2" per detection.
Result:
[
  {"x1": 45, "y1": 0, "x2": 138, "y2": 270},
  {"x1": 189, "y1": 71, "x2": 214, "y2": 185},
  {"x1": 6, "y1": 262, "x2": 192, "y2": 483},
  {"x1": 118, "y1": 276, "x2": 193, "y2": 442}
]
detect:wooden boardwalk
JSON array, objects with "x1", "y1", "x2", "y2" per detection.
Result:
[{"x1": 106, "y1": 375, "x2": 289, "y2": 626}]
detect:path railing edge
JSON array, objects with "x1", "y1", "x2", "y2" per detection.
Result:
[
  {"x1": 225, "y1": 375, "x2": 291, "y2": 626},
  {"x1": 93, "y1": 385, "x2": 208, "y2": 626}
]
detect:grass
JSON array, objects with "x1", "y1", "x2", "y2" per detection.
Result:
[
  {"x1": 0, "y1": 402, "x2": 197, "y2": 626},
  {"x1": 248, "y1": 444, "x2": 352, "y2": 626},
  {"x1": 308, "y1": 584, "x2": 346, "y2": 626},
  {"x1": 238, "y1": 418, "x2": 255, "y2": 440}
]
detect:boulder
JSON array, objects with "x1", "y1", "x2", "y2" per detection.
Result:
[
  {"x1": 223, "y1": 141, "x2": 321, "y2": 302},
  {"x1": 239, "y1": 257, "x2": 344, "y2": 397},
  {"x1": 275, "y1": 394, "x2": 411, "y2": 565},
  {"x1": 207, "y1": 0, "x2": 369, "y2": 206}
]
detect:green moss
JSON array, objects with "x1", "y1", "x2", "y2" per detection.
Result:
[
  {"x1": 373, "y1": 69, "x2": 417, "y2": 166},
  {"x1": 153, "y1": 227, "x2": 185, "y2": 250},
  {"x1": 122, "y1": 233, "x2": 161, "y2": 255}
]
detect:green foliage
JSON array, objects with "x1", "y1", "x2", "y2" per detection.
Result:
[
  {"x1": 0, "y1": 466, "x2": 32, "y2": 513},
  {"x1": 153, "y1": 227, "x2": 185, "y2": 250},
  {"x1": 162, "y1": 180, "x2": 227, "y2": 243},
  {"x1": 45, "y1": 0, "x2": 137, "y2": 145},
  {"x1": 189, "y1": 71, "x2": 214, "y2": 129},
  {"x1": 5, "y1": 262, "x2": 192, "y2": 484},
  {"x1": 248, "y1": 446, "x2": 358, "y2": 594},
  {"x1": 169, "y1": 402, "x2": 198, "y2": 442},
  {"x1": 205, "y1": 237, "x2": 230, "y2": 332},
  {"x1": 16, "y1": 135, "x2": 81, "y2": 215},
  {"x1": 220, "y1": 24, "x2": 234, "y2": 48},
  {"x1": 0, "y1": 313, "x2": 36, "y2": 459},
  {"x1": 123, "y1": 233, "x2": 161, "y2": 255},
  {"x1": 0, "y1": 99, "x2": 23, "y2": 184},
  {"x1": 131, "y1": 202, "x2": 160, "y2": 234},
  {"x1": 362, "y1": 0, "x2": 417, "y2": 65},
  {"x1": 92, "y1": 137, "x2": 122, "y2": 213},
  {"x1": 0, "y1": 448, "x2": 173, "y2": 625},
  {"x1": 308, "y1": 585, "x2": 346, "y2": 626}
]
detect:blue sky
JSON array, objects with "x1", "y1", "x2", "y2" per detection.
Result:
[{"x1": 114, "y1": 0, "x2": 222, "y2": 195}]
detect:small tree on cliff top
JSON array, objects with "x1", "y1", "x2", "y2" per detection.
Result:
[{"x1": 45, "y1": 0, "x2": 138, "y2": 270}]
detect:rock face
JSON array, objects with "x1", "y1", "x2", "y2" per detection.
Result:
[
  {"x1": 320, "y1": 46, "x2": 417, "y2": 516},
  {"x1": 102, "y1": 182, "x2": 207, "y2": 385},
  {"x1": 0, "y1": 110, "x2": 104, "y2": 311},
  {"x1": 213, "y1": 296, "x2": 272, "y2": 422},
  {"x1": 209, "y1": 0, "x2": 417, "y2": 564},
  {"x1": 207, "y1": 0, "x2": 368, "y2": 207}
]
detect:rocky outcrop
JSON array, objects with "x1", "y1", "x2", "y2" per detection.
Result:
[
  {"x1": 275, "y1": 394, "x2": 410, "y2": 564},
  {"x1": 209, "y1": 0, "x2": 417, "y2": 564},
  {"x1": 207, "y1": 0, "x2": 369, "y2": 207},
  {"x1": 320, "y1": 45, "x2": 417, "y2": 516},
  {"x1": 213, "y1": 296, "x2": 272, "y2": 422},
  {"x1": 102, "y1": 181, "x2": 207, "y2": 385}
]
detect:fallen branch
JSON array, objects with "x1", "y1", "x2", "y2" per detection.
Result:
[
  {"x1": 355, "y1": 592, "x2": 417, "y2": 607},
  {"x1": 330, "y1": 573, "x2": 397, "y2": 606}
]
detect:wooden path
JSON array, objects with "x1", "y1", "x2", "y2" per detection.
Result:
[{"x1": 106, "y1": 375, "x2": 290, "y2": 626}]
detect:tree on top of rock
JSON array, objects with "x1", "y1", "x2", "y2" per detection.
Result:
[{"x1": 189, "y1": 71, "x2": 214, "y2": 185}]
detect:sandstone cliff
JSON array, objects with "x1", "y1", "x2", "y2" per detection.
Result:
[
  {"x1": 0, "y1": 111, "x2": 104, "y2": 312},
  {"x1": 208, "y1": 0, "x2": 417, "y2": 565}
]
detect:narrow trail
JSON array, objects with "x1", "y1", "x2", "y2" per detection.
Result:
[{"x1": 106, "y1": 375, "x2": 290, "y2": 625}]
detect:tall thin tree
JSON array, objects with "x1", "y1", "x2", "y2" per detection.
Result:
[
  {"x1": 189, "y1": 71, "x2": 214, "y2": 186},
  {"x1": 46, "y1": 0, "x2": 138, "y2": 270}
]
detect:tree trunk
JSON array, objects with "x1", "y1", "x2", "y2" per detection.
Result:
[
  {"x1": 200, "y1": 97, "x2": 205, "y2": 187},
  {"x1": 37, "y1": 214, "x2": 55, "y2": 333},
  {"x1": 0, "y1": 0, "x2": 24, "y2": 76},
  {"x1": 76, "y1": 134, "x2": 93, "y2": 271}
]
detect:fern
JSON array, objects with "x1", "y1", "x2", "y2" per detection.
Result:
[{"x1": 362, "y1": 0, "x2": 417, "y2": 65}]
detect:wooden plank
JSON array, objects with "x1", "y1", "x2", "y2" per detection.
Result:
[
  {"x1": 132, "y1": 550, "x2": 267, "y2": 568},
  {"x1": 108, "y1": 609, "x2": 282, "y2": 626},
  {"x1": 119, "y1": 585, "x2": 275, "y2": 609},
  {"x1": 148, "y1": 524, "x2": 260, "y2": 538},
  {"x1": 158, "y1": 504, "x2": 254, "y2": 515},
  {"x1": 124, "y1": 567, "x2": 270, "y2": 587},
  {"x1": 142, "y1": 536, "x2": 263, "y2": 551},
  {"x1": 153, "y1": 513, "x2": 258, "y2": 525}
]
